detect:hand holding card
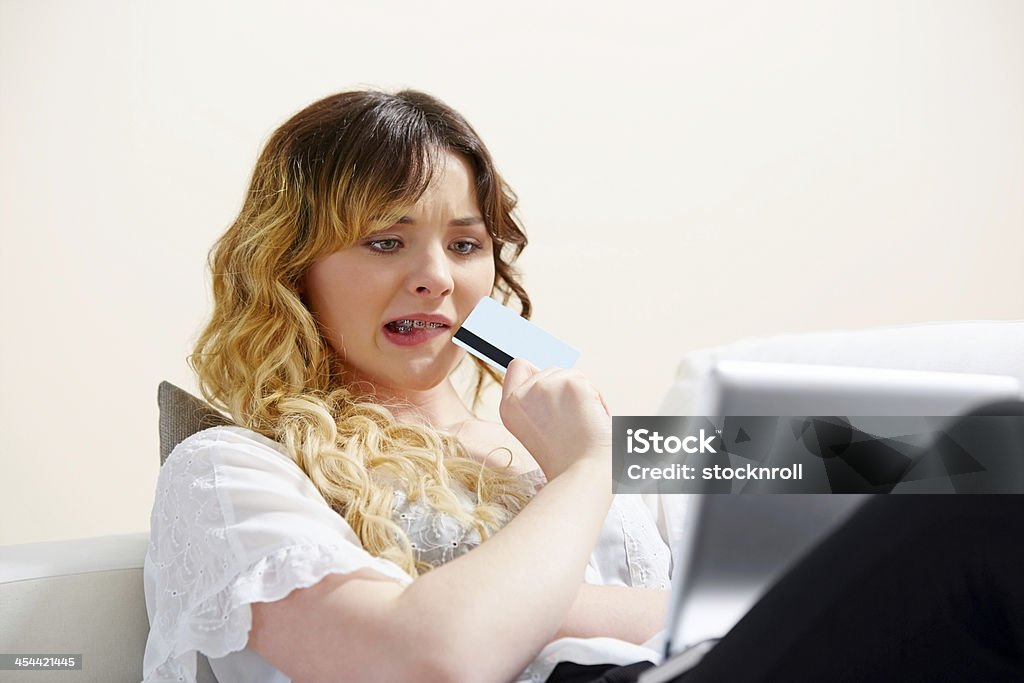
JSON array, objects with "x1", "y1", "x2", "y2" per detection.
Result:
[{"x1": 498, "y1": 358, "x2": 613, "y2": 479}]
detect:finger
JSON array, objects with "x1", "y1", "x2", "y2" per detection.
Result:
[
  {"x1": 502, "y1": 358, "x2": 539, "y2": 399},
  {"x1": 597, "y1": 390, "x2": 611, "y2": 417},
  {"x1": 513, "y1": 364, "x2": 567, "y2": 394},
  {"x1": 502, "y1": 362, "x2": 563, "y2": 405}
]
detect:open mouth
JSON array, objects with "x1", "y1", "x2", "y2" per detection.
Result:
[{"x1": 384, "y1": 319, "x2": 451, "y2": 335}]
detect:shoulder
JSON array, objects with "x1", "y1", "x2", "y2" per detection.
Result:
[
  {"x1": 155, "y1": 425, "x2": 337, "y2": 533},
  {"x1": 167, "y1": 424, "x2": 290, "y2": 463},
  {"x1": 150, "y1": 425, "x2": 375, "y2": 563},
  {"x1": 161, "y1": 425, "x2": 308, "y2": 488}
]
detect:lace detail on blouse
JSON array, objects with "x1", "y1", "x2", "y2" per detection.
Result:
[
  {"x1": 390, "y1": 468, "x2": 546, "y2": 568},
  {"x1": 390, "y1": 489, "x2": 482, "y2": 567},
  {"x1": 618, "y1": 497, "x2": 671, "y2": 590},
  {"x1": 143, "y1": 427, "x2": 412, "y2": 682}
]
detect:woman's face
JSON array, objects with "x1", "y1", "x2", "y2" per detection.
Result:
[{"x1": 302, "y1": 152, "x2": 495, "y2": 395}]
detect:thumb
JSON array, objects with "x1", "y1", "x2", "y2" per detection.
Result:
[{"x1": 502, "y1": 358, "x2": 539, "y2": 400}]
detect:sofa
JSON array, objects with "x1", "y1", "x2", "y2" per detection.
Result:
[{"x1": 2, "y1": 320, "x2": 1020, "y2": 683}]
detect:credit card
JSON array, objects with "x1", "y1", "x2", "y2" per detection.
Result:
[{"x1": 452, "y1": 296, "x2": 580, "y2": 373}]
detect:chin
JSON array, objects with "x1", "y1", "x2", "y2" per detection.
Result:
[
  {"x1": 371, "y1": 362, "x2": 456, "y2": 395},
  {"x1": 399, "y1": 370, "x2": 453, "y2": 393},
  {"x1": 400, "y1": 353, "x2": 461, "y2": 388}
]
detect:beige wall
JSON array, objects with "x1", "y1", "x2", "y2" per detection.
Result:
[{"x1": 1, "y1": 0, "x2": 1022, "y2": 544}]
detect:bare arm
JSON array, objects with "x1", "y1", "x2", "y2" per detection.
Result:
[
  {"x1": 554, "y1": 584, "x2": 670, "y2": 644},
  {"x1": 250, "y1": 362, "x2": 616, "y2": 683},
  {"x1": 250, "y1": 458, "x2": 611, "y2": 683}
]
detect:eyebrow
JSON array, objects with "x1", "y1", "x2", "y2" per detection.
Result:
[{"x1": 396, "y1": 216, "x2": 485, "y2": 227}]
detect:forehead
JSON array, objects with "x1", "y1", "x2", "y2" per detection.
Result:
[
  {"x1": 413, "y1": 152, "x2": 478, "y2": 207},
  {"x1": 383, "y1": 154, "x2": 484, "y2": 234},
  {"x1": 316, "y1": 150, "x2": 485, "y2": 254}
]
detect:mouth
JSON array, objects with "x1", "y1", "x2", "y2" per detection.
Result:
[
  {"x1": 383, "y1": 319, "x2": 451, "y2": 335},
  {"x1": 381, "y1": 314, "x2": 455, "y2": 346}
]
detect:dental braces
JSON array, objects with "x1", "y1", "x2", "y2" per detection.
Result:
[{"x1": 390, "y1": 319, "x2": 447, "y2": 333}]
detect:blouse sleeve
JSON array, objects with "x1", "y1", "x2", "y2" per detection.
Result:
[
  {"x1": 141, "y1": 426, "x2": 412, "y2": 683},
  {"x1": 584, "y1": 495, "x2": 672, "y2": 590}
]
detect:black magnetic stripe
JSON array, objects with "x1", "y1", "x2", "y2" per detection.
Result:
[{"x1": 453, "y1": 327, "x2": 514, "y2": 368}]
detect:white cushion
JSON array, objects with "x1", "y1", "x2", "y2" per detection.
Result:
[{"x1": 658, "y1": 320, "x2": 1024, "y2": 414}]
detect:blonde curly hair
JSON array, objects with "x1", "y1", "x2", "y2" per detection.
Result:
[{"x1": 189, "y1": 89, "x2": 536, "y2": 577}]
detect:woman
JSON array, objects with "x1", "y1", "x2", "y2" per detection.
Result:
[
  {"x1": 143, "y1": 89, "x2": 671, "y2": 683},
  {"x1": 144, "y1": 88, "x2": 1024, "y2": 683}
]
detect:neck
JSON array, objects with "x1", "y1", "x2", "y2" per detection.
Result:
[{"x1": 344, "y1": 372, "x2": 475, "y2": 433}]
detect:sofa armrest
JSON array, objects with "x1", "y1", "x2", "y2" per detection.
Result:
[{"x1": 0, "y1": 533, "x2": 149, "y2": 682}]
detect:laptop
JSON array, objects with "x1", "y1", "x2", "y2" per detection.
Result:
[{"x1": 639, "y1": 362, "x2": 1021, "y2": 682}]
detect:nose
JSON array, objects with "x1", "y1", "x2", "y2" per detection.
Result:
[{"x1": 406, "y1": 243, "x2": 455, "y2": 298}]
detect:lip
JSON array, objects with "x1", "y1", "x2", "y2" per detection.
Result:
[{"x1": 381, "y1": 322, "x2": 453, "y2": 347}]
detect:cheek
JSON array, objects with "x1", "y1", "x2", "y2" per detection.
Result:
[
  {"x1": 465, "y1": 266, "x2": 496, "y2": 300},
  {"x1": 475, "y1": 250, "x2": 498, "y2": 292},
  {"x1": 304, "y1": 268, "x2": 375, "y2": 343}
]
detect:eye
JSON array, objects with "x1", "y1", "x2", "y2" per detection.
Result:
[
  {"x1": 366, "y1": 238, "x2": 401, "y2": 253},
  {"x1": 451, "y1": 240, "x2": 482, "y2": 256}
]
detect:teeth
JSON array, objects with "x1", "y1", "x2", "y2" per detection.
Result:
[{"x1": 389, "y1": 319, "x2": 447, "y2": 333}]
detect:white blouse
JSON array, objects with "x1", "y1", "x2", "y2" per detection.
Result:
[{"x1": 142, "y1": 426, "x2": 670, "y2": 683}]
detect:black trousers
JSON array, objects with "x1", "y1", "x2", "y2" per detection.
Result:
[{"x1": 548, "y1": 495, "x2": 1024, "y2": 682}]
